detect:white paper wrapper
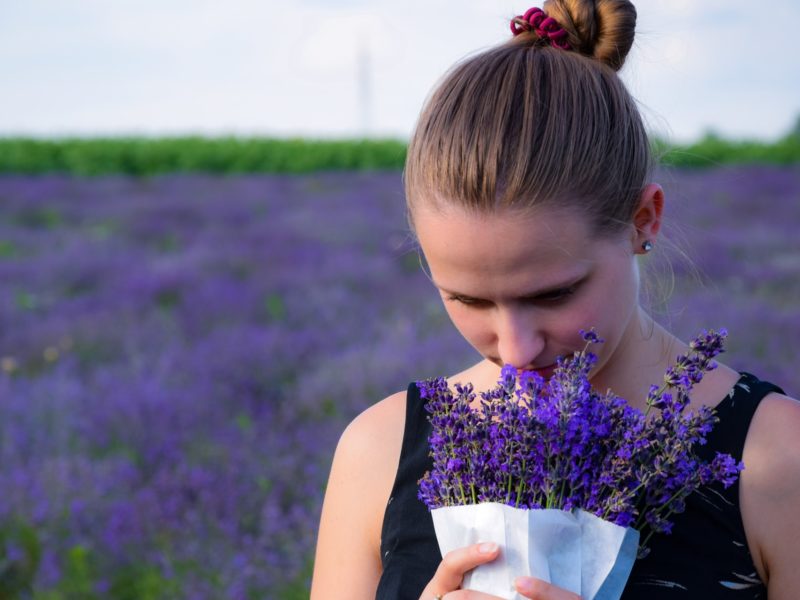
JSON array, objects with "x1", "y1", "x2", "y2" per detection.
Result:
[{"x1": 431, "y1": 503, "x2": 639, "y2": 600}]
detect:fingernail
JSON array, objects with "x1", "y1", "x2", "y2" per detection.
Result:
[
  {"x1": 478, "y1": 542, "x2": 498, "y2": 554},
  {"x1": 514, "y1": 577, "x2": 532, "y2": 593}
]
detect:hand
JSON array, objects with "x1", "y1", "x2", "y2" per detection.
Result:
[
  {"x1": 419, "y1": 542, "x2": 581, "y2": 599},
  {"x1": 419, "y1": 541, "x2": 499, "y2": 599}
]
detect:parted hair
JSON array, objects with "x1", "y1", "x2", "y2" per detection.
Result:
[{"x1": 404, "y1": 0, "x2": 653, "y2": 238}]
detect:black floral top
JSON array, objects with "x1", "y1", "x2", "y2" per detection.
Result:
[{"x1": 376, "y1": 372, "x2": 784, "y2": 599}]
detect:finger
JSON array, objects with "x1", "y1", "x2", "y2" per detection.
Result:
[
  {"x1": 514, "y1": 577, "x2": 581, "y2": 600},
  {"x1": 419, "y1": 542, "x2": 500, "y2": 598},
  {"x1": 420, "y1": 587, "x2": 510, "y2": 600}
]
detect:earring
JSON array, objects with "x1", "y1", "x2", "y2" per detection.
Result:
[{"x1": 641, "y1": 240, "x2": 654, "y2": 253}]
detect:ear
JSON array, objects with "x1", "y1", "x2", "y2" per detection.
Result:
[{"x1": 631, "y1": 183, "x2": 664, "y2": 254}]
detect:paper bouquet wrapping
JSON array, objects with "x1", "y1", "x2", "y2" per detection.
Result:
[{"x1": 432, "y1": 503, "x2": 639, "y2": 600}]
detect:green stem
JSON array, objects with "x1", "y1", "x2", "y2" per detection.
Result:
[
  {"x1": 458, "y1": 481, "x2": 467, "y2": 506},
  {"x1": 635, "y1": 484, "x2": 690, "y2": 531},
  {"x1": 515, "y1": 459, "x2": 527, "y2": 508}
]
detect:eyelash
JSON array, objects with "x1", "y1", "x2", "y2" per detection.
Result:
[
  {"x1": 446, "y1": 294, "x2": 486, "y2": 307},
  {"x1": 447, "y1": 286, "x2": 578, "y2": 307},
  {"x1": 538, "y1": 286, "x2": 578, "y2": 302}
]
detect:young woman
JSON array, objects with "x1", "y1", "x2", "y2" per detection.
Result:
[{"x1": 310, "y1": 1, "x2": 800, "y2": 598}]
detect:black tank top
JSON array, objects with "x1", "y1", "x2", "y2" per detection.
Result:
[{"x1": 377, "y1": 372, "x2": 784, "y2": 599}]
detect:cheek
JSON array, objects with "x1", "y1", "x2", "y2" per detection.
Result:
[
  {"x1": 577, "y1": 266, "x2": 638, "y2": 331},
  {"x1": 554, "y1": 293, "x2": 618, "y2": 351},
  {"x1": 573, "y1": 276, "x2": 638, "y2": 355},
  {"x1": 560, "y1": 292, "x2": 603, "y2": 328}
]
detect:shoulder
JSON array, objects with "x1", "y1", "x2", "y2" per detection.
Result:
[
  {"x1": 743, "y1": 391, "x2": 800, "y2": 488},
  {"x1": 330, "y1": 388, "x2": 409, "y2": 540},
  {"x1": 311, "y1": 388, "x2": 409, "y2": 599},
  {"x1": 333, "y1": 388, "x2": 409, "y2": 524},
  {"x1": 328, "y1": 390, "x2": 410, "y2": 527},
  {"x1": 337, "y1": 388, "x2": 408, "y2": 483},
  {"x1": 740, "y1": 391, "x2": 800, "y2": 593}
]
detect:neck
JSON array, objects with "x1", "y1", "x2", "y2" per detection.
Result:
[{"x1": 588, "y1": 308, "x2": 688, "y2": 412}]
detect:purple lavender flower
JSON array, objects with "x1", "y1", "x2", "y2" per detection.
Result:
[{"x1": 418, "y1": 328, "x2": 743, "y2": 555}]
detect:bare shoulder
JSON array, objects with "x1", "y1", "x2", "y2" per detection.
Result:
[
  {"x1": 743, "y1": 391, "x2": 800, "y2": 489},
  {"x1": 337, "y1": 389, "x2": 409, "y2": 505},
  {"x1": 326, "y1": 387, "x2": 409, "y2": 537},
  {"x1": 310, "y1": 389, "x2": 408, "y2": 599},
  {"x1": 341, "y1": 389, "x2": 407, "y2": 456},
  {"x1": 740, "y1": 391, "x2": 800, "y2": 596}
]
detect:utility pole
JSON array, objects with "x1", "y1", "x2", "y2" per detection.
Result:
[{"x1": 356, "y1": 31, "x2": 372, "y2": 137}]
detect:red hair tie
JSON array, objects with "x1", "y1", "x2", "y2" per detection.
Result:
[{"x1": 510, "y1": 7, "x2": 572, "y2": 50}]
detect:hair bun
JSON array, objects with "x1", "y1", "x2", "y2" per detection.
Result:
[{"x1": 543, "y1": 0, "x2": 637, "y2": 71}]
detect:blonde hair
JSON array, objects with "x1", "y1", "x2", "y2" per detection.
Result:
[{"x1": 404, "y1": 0, "x2": 652, "y2": 238}]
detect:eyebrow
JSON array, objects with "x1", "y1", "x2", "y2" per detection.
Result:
[{"x1": 435, "y1": 274, "x2": 588, "y2": 301}]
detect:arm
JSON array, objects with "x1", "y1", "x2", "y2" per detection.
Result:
[
  {"x1": 310, "y1": 391, "x2": 406, "y2": 600},
  {"x1": 740, "y1": 392, "x2": 800, "y2": 599}
]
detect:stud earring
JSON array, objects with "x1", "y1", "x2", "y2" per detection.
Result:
[{"x1": 642, "y1": 240, "x2": 654, "y2": 253}]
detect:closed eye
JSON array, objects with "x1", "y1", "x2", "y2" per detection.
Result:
[
  {"x1": 445, "y1": 285, "x2": 578, "y2": 307},
  {"x1": 446, "y1": 294, "x2": 490, "y2": 307},
  {"x1": 531, "y1": 286, "x2": 577, "y2": 303}
]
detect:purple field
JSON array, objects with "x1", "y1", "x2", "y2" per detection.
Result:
[{"x1": 0, "y1": 166, "x2": 798, "y2": 598}]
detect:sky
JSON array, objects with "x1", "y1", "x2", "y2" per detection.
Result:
[{"x1": 1, "y1": 0, "x2": 798, "y2": 142}]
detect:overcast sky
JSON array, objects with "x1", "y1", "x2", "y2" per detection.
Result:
[{"x1": 1, "y1": 0, "x2": 798, "y2": 142}]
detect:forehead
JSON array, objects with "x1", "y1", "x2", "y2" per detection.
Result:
[{"x1": 413, "y1": 203, "x2": 606, "y2": 295}]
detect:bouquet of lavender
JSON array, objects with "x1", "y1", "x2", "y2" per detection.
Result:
[{"x1": 417, "y1": 329, "x2": 743, "y2": 600}]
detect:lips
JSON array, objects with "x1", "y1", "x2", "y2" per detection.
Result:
[
  {"x1": 528, "y1": 354, "x2": 576, "y2": 378},
  {"x1": 531, "y1": 363, "x2": 557, "y2": 378},
  {"x1": 498, "y1": 354, "x2": 575, "y2": 378}
]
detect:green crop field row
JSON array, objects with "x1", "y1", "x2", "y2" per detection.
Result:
[{"x1": 0, "y1": 134, "x2": 799, "y2": 175}]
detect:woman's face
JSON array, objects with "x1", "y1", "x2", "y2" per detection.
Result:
[{"x1": 413, "y1": 202, "x2": 643, "y2": 381}]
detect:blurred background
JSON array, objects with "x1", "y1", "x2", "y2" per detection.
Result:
[{"x1": 1, "y1": 1, "x2": 799, "y2": 599}]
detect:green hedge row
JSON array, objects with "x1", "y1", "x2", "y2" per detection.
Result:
[
  {"x1": 654, "y1": 134, "x2": 800, "y2": 168},
  {"x1": 0, "y1": 137, "x2": 408, "y2": 176},
  {"x1": 0, "y1": 134, "x2": 798, "y2": 175}
]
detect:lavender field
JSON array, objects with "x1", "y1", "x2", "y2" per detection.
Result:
[{"x1": 1, "y1": 166, "x2": 798, "y2": 598}]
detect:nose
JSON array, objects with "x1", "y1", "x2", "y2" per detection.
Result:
[{"x1": 494, "y1": 307, "x2": 545, "y2": 369}]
